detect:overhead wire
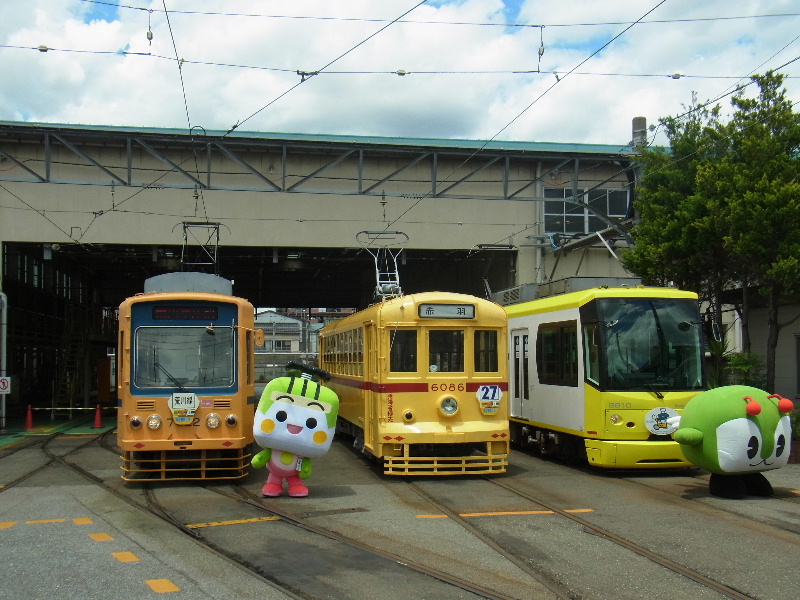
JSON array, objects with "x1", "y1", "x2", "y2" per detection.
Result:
[
  {"x1": 11, "y1": 42, "x2": 797, "y2": 82},
  {"x1": 384, "y1": 0, "x2": 670, "y2": 236},
  {"x1": 161, "y1": 0, "x2": 209, "y2": 222},
  {"x1": 4, "y1": 1, "x2": 799, "y2": 248},
  {"x1": 75, "y1": 1, "x2": 800, "y2": 28},
  {"x1": 99, "y1": 0, "x2": 429, "y2": 218}
]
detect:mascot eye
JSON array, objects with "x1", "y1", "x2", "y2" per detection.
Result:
[
  {"x1": 776, "y1": 434, "x2": 786, "y2": 457},
  {"x1": 747, "y1": 435, "x2": 759, "y2": 459},
  {"x1": 276, "y1": 411, "x2": 288, "y2": 422},
  {"x1": 306, "y1": 417, "x2": 318, "y2": 429}
]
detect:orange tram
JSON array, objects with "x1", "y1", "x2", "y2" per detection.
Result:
[
  {"x1": 117, "y1": 272, "x2": 258, "y2": 481},
  {"x1": 319, "y1": 292, "x2": 509, "y2": 475}
]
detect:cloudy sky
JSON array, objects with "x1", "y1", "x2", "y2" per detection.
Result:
[{"x1": 1, "y1": 0, "x2": 798, "y2": 147}]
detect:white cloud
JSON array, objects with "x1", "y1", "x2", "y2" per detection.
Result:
[{"x1": 1, "y1": 0, "x2": 798, "y2": 146}]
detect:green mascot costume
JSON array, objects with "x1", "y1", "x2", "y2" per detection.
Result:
[
  {"x1": 252, "y1": 362, "x2": 339, "y2": 497},
  {"x1": 670, "y1": 385, "x2": 794, "y2": 499}
]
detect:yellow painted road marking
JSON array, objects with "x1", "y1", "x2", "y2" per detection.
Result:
[
  {"x1": 73, "y1": 518, "x2": 93, "y2": 525},
  {"x1": 89, "y1": 533, "x2": 114, "y2": 541},
  {"x1": 146, "y1": 579, "x2": 181, "y2": 593},
  {"x1": 26, "y1": 519, "x2": 66, "y2": 524},
  {"x1": 0, "y1": 521, "x2": 17, "y2": 529},
  {"x1": 417, "y1": 509, "x2": 594, "y2": 519},
  {"x1": 187, "y1": 516, "x2": 281, "y2": 529},
  {"x1": 112, "y1": 551, "x2": 140, "y2": 563}
]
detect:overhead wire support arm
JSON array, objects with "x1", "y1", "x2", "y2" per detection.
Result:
[
  {"x1": 174, "y1": 221, "x2": 225, "y2": 273},
  {"x1": 356, "y1": 230, "x2": 409, "y2": 301}
]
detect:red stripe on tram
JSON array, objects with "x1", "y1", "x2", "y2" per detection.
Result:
[
  {"x1": 466, "y1": 382, "x2": 509, "y2": 392},
  {"x1": 329, "y1": 377, "x2": 429, "y2": 393},
  {"x1": 329, "y1": 377, "x2": 508, "y2": 394}
]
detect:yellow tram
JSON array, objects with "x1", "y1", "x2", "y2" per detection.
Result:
[
  {"x1": 506, "y1": 284, "x2": 705, "y2": 468},
  {"x1": 117, "y1": 272, "x2": 258, "y2": 481},
  {"x1": 319, "y1": 292, "x2": 509, "y2": 475}
]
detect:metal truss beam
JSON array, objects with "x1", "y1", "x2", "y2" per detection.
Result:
[{"x1": 0, "y1": 124, "x2": 637, "y2": 205}]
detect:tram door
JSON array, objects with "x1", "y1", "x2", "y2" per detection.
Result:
[
  {"x1": 363, "y1": 323, "x2": 378, "y2": 453},
  {"x1": 510, "y1": 329, "x2": 529, "y2": 418}
]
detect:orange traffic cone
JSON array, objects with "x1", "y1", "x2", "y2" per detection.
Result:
[
  {"x1": 92, "y1": 404, "x2": 103, "y2": 429},
  {"x1": 25, "y1": 405, "x2": 33, "y2": 430}
]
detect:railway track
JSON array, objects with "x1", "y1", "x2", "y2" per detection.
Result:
[
  {"x1": 0, "y1": 420, "x2": 112, "y2": 492},
  {"x1": 139, "y1": 480, "x2": 526, "y2": 600},
  {"x1": 230, "y1": 485, "x2": 538, "y2": 600},
  {"x1": 4, "y1": 429, "x2": 797, "y2": 600},
  {"x1": 479, "y1": 477, "x2": 752, "y2": 600},
  {"x1": 2, "y1": 429, "x2": 548, "y2": 599},
  {"x1": 392, "y1": 450, "x2": 800, "y2": 600}
]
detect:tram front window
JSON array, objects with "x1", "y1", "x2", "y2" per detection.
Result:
[
  {"x1": 474, "y1": 330, "x2": 499, "y2": 372},
  {"x1": 596, "y1": 298, "x2": 703, "y2": 392},
  {"x1": 389, "y1": 330, "x2": 417, "y2": 372},
  {"x1": 134, "y1": 326, "x2": 235, "y2": 388},
  {"x1": 429, "y1": 330, "x2": 464, "y2": 372}
]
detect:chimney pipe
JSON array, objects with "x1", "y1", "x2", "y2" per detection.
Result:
[{"x1": 632, "y1": 116, "x2": 647, "y2": 148}]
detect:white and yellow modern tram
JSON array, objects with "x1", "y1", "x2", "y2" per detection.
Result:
[{"x1": 506, "y1": 285, "x2": 704, "y2": 468}]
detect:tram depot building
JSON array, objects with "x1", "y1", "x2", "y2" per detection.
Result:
[{"x1": 0, "y1": 119, "x2": 797, "y2": 421}]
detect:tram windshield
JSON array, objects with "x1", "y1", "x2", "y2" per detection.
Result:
[
  {"x1": 589, "y1": 298, "x2": 703, "y2": 392},
  {"x1": 133, "y1": 326, "x2": 235, "y2": 389}
]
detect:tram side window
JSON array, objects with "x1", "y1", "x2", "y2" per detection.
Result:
[
  {"x1": 536, "y1": 321, "x2": 578, "y2": 387},
  {"x1": 474, "y1": 330, "x2": 499, "y2": 372},
  {"x1": 430, "y1": 330, "x2": 464, "y2": 372},
  {"x1": 390, "y1": 330, "x2": 417, "y2": 372}
]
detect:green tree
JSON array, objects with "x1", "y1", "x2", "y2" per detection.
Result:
[
  {"x1": 622, "y1": 97, "x2": 732, "y2": 337},
  {"x1": 696, "y1": 72, "x2": 800, "y2": 390},
  {"x1": 624, "y1": 72, "x2": 800, "y2": 391}
]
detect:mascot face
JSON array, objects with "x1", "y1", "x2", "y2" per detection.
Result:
[
  {"x1": 253, "y1": 376, "x2": 339, "y2": 457},
  {"x1": 673, "y1": 385, "x2": 794, "y2": 474}
]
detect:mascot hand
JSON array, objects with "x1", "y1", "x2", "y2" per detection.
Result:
[
  {"x1": 251, "y1": 448, "x2": 272, "y2": 469},
  {"x1": 299, "y1": 457, "x2": 312, "y2": 479},
  {"x1": 673, "y1": 428, "x2": 703, "y2": 446}
]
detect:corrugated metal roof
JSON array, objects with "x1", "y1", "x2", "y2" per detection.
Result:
[{"x1": 0, "y1": 120, "x2": 636, "y2": 156}]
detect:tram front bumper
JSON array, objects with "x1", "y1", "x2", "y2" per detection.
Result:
[{"x1": 584, "y1": 439, "x2": 691, "y2": 469}]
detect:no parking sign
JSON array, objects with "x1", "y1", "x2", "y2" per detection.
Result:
[{"x1": 0, "y1": 376, "x2": 10, "y2": 394}]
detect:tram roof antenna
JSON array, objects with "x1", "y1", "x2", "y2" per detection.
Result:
[{"x1": 356, "y1": 230, "x2": 408, "y2": 302}]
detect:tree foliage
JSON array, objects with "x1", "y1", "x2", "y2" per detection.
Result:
[{"x1": 622, "y1": 72, "x2": 800, "y2": 391}]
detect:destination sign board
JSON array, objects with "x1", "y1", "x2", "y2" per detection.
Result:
[{"x1": 418, "y1": 304, "x2": 475, "y2": 319}]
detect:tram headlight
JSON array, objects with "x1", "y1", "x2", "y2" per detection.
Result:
[
  {"x1": 225, "y1": 414, "x2": 238, "y2": 427},
  {"x1": 146, "y1": 414, "x2": 162, "y2": 430},
  {"x1": 609, "y1": 413, "x2": 622, "y2": 425},
  {"x1": 437, "y1": 396, "x2": 459, "y2": 418},
  {"x1": 129, "y1": 416, "x2": 143, "y2": 429},
  {"x1": 403, "y1": 410, "x2": 415, "y2": 423},
  {"x1": 206, "y1": 413, "x2": 221, "y2": 429}
]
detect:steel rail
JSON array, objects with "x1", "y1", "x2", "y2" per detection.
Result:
[
  {"x1": 406, "y1": 480, "x2": 574, "y2": 600},
  {"x1": 0, "y1": 419, "x2": 105, "y2": 492},
  {"x1": 486, "y1": 476, "x2": 753, "y2": 600},
  {"x1": 221, "y1": 485, "x2": 523, "y2": 600},
  {"x1": 11, "y1": 431, "x2": 310, "y2": 600}
]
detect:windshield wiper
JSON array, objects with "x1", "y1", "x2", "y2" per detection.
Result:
[{"x1": 154, "y1": 362, "x2": 188, "y2": 393}]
